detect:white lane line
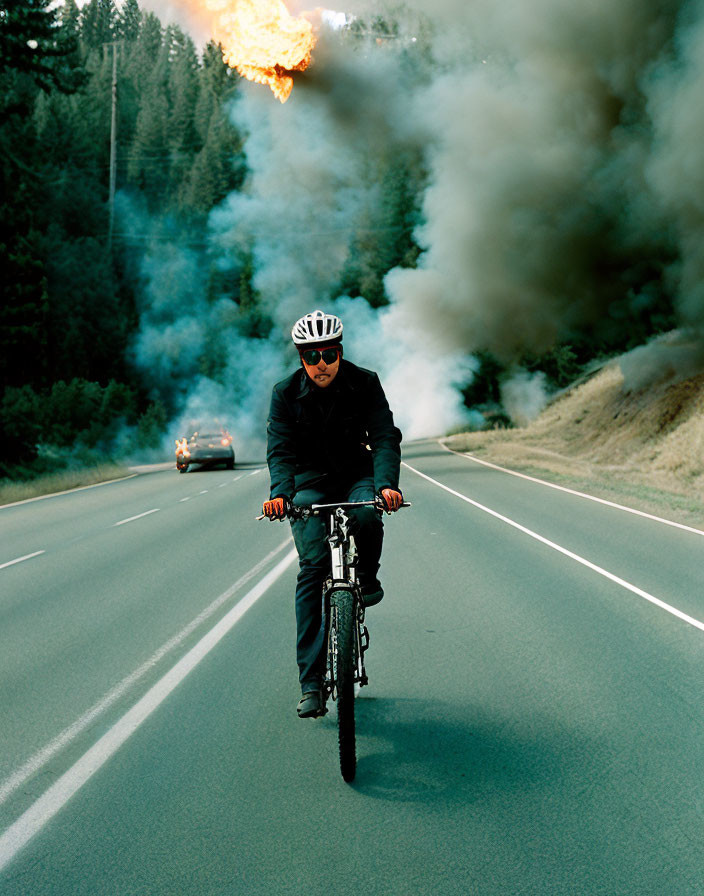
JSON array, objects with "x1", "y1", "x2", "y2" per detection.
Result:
[
  {"x1": 113, "y1": 509, "x2": 160, "y2": 527},
  {"x1": 179, "y1": 497, "x2": 190, "y2": 503},
  {"x1": 440, "y1": 442, "x2": 704, "y2": 537},
  {"x1": 404, "y1": 461, "x2": 704, "y2": 634},
  {"x1": 199, "y1": 490, "x2": 208, "y2": 495},
  {"x1": 218, "y1": 483, "x2": 228, "y2": 488},
  {"x1": 0, "y1": 551, "x2": 45, "y2": 571},
  {"x1": 0, "y1": 475, "x2": 139, "y2": 510},
  {"x1": 232, "y1": 475, "x2": 244, "y2": 482},
  {"x1": 0, "y1": 539, "x2": 292, "y2": 808},
  {"x1": 0, "y1": 545, "x2": 298, "y2": 872}
]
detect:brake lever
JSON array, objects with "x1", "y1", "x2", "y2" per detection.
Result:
[{"x1": 375, "y1": 498, "x2": 412, "y2": 514}]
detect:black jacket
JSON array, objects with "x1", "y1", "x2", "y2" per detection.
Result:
[{"x1": 266, "y1": 359, "x2": 402, "y2": 499}]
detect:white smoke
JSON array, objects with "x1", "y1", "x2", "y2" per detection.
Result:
[
  {"x1": 203, "y1": 34, "x2": 478, "y2": 439},
  {"x1": 118, "y1": 195, "x2": 290, "y2": 458},
  {"x1": 333, "y1": 295, "x2": 477, "y2": 438},
  {"x1": 501, "y1": 369, "x2": 549, "y2": 428},
  {"x1": 618, "y1": 330, "x2": 704, "y2": 392},
  {"x1": 209, "y1": 74, "x2": 376, "y2": 327},
  {"x1": 127, "y1": 0, "x2": 704, "y2": 454}
]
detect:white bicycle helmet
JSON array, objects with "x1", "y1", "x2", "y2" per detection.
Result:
[{"x1": 291, "y1": 309, "x2": 343, "y2": 346}]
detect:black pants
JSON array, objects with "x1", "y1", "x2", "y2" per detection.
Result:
[{"x1": 290, "y1": 476, "x2": 382, "y2": 691}]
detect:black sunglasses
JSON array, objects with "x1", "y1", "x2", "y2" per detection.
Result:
[{"x1": 301, "y1": 347, "x2": 340, "y2": 366}]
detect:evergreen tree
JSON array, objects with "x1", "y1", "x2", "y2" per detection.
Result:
[
  {"x1": 182, "y1": 41, "x2": 244, "y2": 211},
  {"x1": 123, "y1": 11, "x2": 161, "y2": 86},
  {"x1": 116, "y1": 0, "x2": 140, "y2": 43},
  {"x1": 76, "y1": 45, "x2": 114, "y2": 177},
  {"x1": 0, "y1": 0, "x2": 83, "y2": 97},
  {"x1": 164, "y1": 26, "x2": 200, "y2": 192},
  {"x1": 167, "y1": 27, "x2": 199, "y2": 150},
  {"x1": 0, "y1": 0, "x2": 86, "y2": 399},
  {"x1": 128, "y1": 72, "x2": 170, "y2": 200},
  {"x1": 60, "y1": 0, "x2": 81, "y2": 39},
  {"x1": 80, "y1": 0, "x2": 117, "y2": 50},
  {"x1": 182, "y1": 112, "x2": 244, "y2": 213}
]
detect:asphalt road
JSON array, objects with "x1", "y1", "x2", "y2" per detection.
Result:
[{"x1": 1, "y1": 442, "x2": 703, "y2": 895}]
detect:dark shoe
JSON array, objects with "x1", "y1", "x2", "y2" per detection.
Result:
[
  {"x1": 297, "y1": 690, "x2": 323, "y2": 718},
  {"x1": 360, "y1": 579, "x2": 384, "y2": 607}
]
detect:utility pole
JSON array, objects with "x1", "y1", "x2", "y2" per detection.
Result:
[{"x1": 108, "y1": 41, "x2": 118, "y2": 250}]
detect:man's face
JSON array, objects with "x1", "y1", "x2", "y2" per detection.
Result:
[{"x1": 300, "y1": 345, "x2": 341, "y2": 389}]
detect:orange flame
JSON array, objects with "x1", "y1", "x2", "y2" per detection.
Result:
[{"x1": 205, "y1": 0, "x2": 316, "y2": 102}]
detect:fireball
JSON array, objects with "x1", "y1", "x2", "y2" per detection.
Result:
[{"x1": 205, "y1": 0, "x2": 316, "y2": 102}]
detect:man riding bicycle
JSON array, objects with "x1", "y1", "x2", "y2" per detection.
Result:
[{"x1": 262, "y1": 310, "x2": 403, "y2": 718}]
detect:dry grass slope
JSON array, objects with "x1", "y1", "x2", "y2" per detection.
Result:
[
  {"x1": 0, "y1": 464, "x2": 131, "y2": 506},
  {"x1": 446, "y1": 363, "x2": 704, "y2": 526}
]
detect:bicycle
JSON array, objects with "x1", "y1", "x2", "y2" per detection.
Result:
[{"x1": 259, "y1": 497, "x2": 409, "y2": 782}]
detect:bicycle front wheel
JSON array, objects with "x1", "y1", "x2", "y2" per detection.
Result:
[{"x1": 330, "y1": 589, "x2": 356, "y2": 783}]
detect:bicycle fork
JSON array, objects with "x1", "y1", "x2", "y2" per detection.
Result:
[{"x1": 324, "y1": 513, "x2": 370, "y2": 699}]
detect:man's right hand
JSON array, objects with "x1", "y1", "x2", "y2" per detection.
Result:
[{"x1": 262, "y1": 496, "x2": 289, "y2": 520}]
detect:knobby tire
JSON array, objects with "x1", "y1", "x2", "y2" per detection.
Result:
[{"x1": 331, "y1": 590, "x2": 356, "y2": 782}]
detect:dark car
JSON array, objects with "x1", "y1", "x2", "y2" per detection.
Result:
[{"x1": 175, "y1": 428, "x2": 235, "y2": 473}]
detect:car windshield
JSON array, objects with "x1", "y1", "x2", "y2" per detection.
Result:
[{"x1": 194, "y1": 433, "x2": 223, "y2": 441}]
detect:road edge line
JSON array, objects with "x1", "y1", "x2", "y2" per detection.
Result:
[
  {"x1": 0, "y1": 547, "x2": 298, "y2": 873},
  {"x1": 439, "y1": 441, "x2": 704, "y2": 537},
  {"x1": 0, "y1": 474, "x2": 139, "y2": 510},
  {"x1": 403, "y1": 461, "x2": 704, "y2": 634}
]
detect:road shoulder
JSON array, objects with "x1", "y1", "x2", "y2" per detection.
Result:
[{"x1": 441, "y1": 436, "x2": 704, "y2": 531}]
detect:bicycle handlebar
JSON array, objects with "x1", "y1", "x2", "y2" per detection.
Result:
[{"x1": 256, "y1": 499, "x2": 411, "y2": 521}]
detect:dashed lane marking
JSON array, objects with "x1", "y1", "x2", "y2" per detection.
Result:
[
  {"x1": 113, "y1": 509, "x2": 160, "y2": 527},
  {"x1": 0, "y1": 551, "x2": 46, "y2": 571}
]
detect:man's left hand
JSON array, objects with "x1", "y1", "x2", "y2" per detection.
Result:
[{"x1": 380, "y1": 488, "x2": 403, "y2": 512}]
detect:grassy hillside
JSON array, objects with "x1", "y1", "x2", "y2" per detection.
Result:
[{"x1": 445, "y1": 361, "x2": 704, "y2": 529}]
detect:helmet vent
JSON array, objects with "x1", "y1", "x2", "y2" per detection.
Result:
[{"x1": 292, "y1": 309, "x2": 343, "y2": 345}]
